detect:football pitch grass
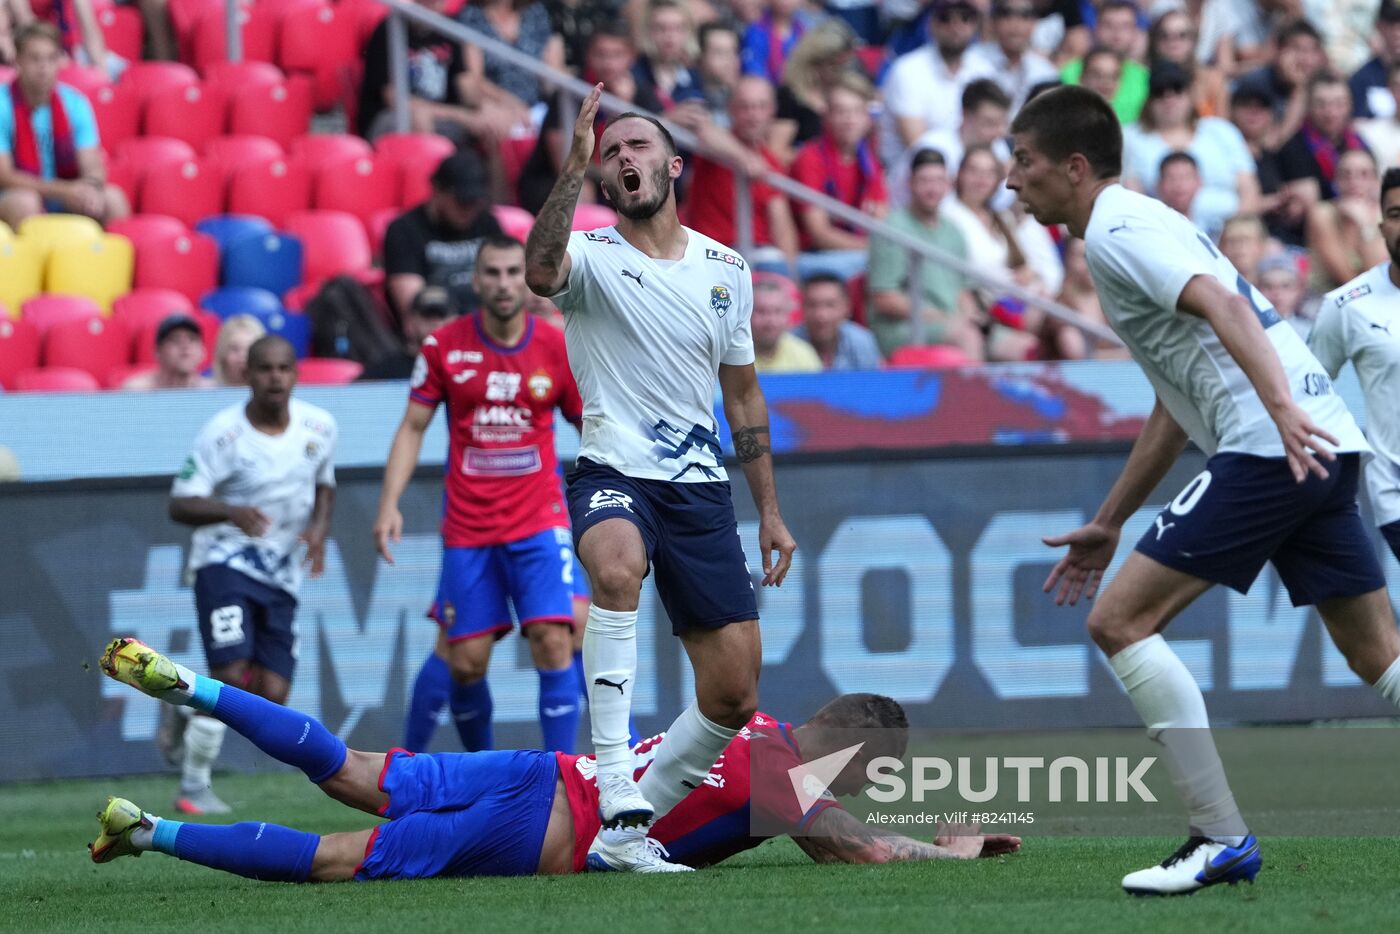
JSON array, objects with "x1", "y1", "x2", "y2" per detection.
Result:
[{"x1": 4, "y1": 772, "x2": 1397, "y2": 933}]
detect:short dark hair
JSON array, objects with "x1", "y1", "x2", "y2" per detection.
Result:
[
  {"x1": 607, "y1": 111, "x2": 679, "y2": 159},
  {"x1": 1159, "y1": 150, "x2": 1199, "y2": 175},
  {"x1": 697, "y1": 21, "x2": 738, "y2": 52},
  {"x1": 801, "y1": 272, "x2": 847, "y2": 294},
  {"x1": 247, "y1": 334, "x2": 295, "y2": 367},
  {"x1": 808, "y1": 693, "x2": 909, "y2": 758},
  {"x1": 910, "y1": 148, "x2": 947, "y2": 172},
  {"x1": 1010, "y1": 84, "x2": 1122, "y2": 179},
  {"x1": 1082, "y1": 44, "x2": 1123, "y2": 72},
  {"x1": 1098, "y1": 0, "x2": 1138, "y2": 20},
  {"x1": 1305, "y1": 69, "x2": 1349, "y2": 101},
  {"x1": 1382, "y1": 167, "x2": 1400, "y2": 205},
  {"x1": 15, "y1": 21, "x2": 62, "y2": 54},
  {"x1": 1275, "y1": 17, "x2": 1321, "y2": 48},
  {"x1": 588, "y1": 21, "x2": 634, "y2": 50},
  {"x1": 476, "y1": 233, "x2": 526, "y2": 264},
  {"x1": 961, "y1": 77, "x2": 1010, "y2": 114}
]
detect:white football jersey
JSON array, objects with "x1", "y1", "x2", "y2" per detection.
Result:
[
  {"x1": 552, "y1": 225, "x2": 754, "y2": 482},
  {"x1": 172, "y1": 398, "x2": 337, "y2": 595},
  {"x1": 1312, "y1": 263, "x2": 1400, "y2": 526},
  {"x1": 1084, "y1": 185, "x2": 1368, "y2": 458}
]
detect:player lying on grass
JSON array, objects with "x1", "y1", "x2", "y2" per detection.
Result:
[{"x1": 92, "y1": 638, "x2": 1021, "y2": 880}]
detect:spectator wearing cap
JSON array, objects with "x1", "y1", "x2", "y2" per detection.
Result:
[
  {"x1": 1357, "y1": 62, "x2": 1400, "y2": 165},
  {"x1": 965, "y1": 1, "x2": 1059, "y2": 116},
  {"x1": 123, "y1": 315, "x2": 214, "y2": 391},
  {"x1": 213, "y1": 315, "x2": 267, "y2": 387},
  {"x1": 773, "y1": 19, "x2": 861, "y2": 150},
  {"x1": 740, "y1": 0, "x2": 818, "y2": 86},
  {"x1": 880, "y1": 0, "x2": 996, "y2": 160},
  {"x1": 1232, "y1": 19, "x2": 1327, "y2": 150},
  {"x1": 358, "y1": 286, "x2": 459, "y2": 380},
  {"x1": 750, "y1": 276, "x2": 821, "y2": 373},
  {"x1": 0, "y1": 23, "x2": 128, "y2": 229},
  {"x1": 1059, "y1": 0, "x2": 1148, "y2": 123},
  {"x1": 384, "y1": 149, "x2": 503, "y2": 328},
  {"x1": 1122, "y1": 61, "x2": 1258, "y2": 238},
  {"x1": 1351, "y1": 0, "x2": 1400, "y2": 119},
  {"x1": 1275, "y1": 71, "x2": 1370, "y2": 246},
  {"x1": 793, "y1": 273, "x2": 882, "y2": 370},
  {"x1": 1145, "y1": 9, "x2": 1228, "y2": 119},
  {"x1": 867, "y1": 149, "x2": 980, "y2": 360},
  {"x1": 891, "y1": 79, "x2": 1012, "y2": 209}
]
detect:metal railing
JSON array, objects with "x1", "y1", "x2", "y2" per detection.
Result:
[{"x1": 227, "y1": 0, "x2": 1123, "y2": 352}]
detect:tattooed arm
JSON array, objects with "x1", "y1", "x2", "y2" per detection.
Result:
[
  {"x1": 717, "y1": 361, "x2": 796, "y2": 586},
  {"x1": 792, "y1": 809, "x2": 1022, "y2": 865},
  {"x1": 525, "y1": 84, "x2": 602, "y2": 297}
]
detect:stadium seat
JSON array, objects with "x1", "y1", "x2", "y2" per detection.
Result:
[
  {"x1": 290, "y1": 133, "x2": 372, "y2": 167},
  {"x1": 21, "y1": 295, "x2": 103, "y2": 334},
  {"x1": 13, "y1": 366, "x2": 102, "y2": 392},
  {"x1": 132, "y1": 308, "x2": 219, "y2": 366},
  {"x1": 138, "y1": 160, "x2": 225, "y2": 228},
  {"x1": 395, "y1": 148, "x2": 442, "y2": 207},
  {"x1": 374, "y1": 132, "x2": 455, "y2": 170},
  {"x1": 226, "y1": 158, "x2": 312, "y2": 227},
  {"x1": 492, "y1": 205, "x2": 533, "y2": 242},
  {"x1": 45, "y1": 235, "x2": 135, "y2": 312},
  {"x1": 887, "y1": 345, "x2": 972, "y2": 369},
  {"x1": 572, "y1": 203, "x2": 618, "y2": 230},
  {"x1": 228, "y1": 80, "x2": 313, "y2": 150},
  {"x1": 142, "y1": 84, "x2": 230, "y2": 152},
  {"x1": 202, "y1": 60, "x2": 285, "y2": 100},
  {"x1": 195, "y1": 213, "x2": 273, "y2": 253},
  {"x1": 106, "y1": 364, "x2": 156, "y2": 388},
  {"x1": 132, "y1": 231, "x2": 220, "y2": 302},
  {"x1": 113, "y1": 288, "x2": 195, "y2": 341},
  {"x1": 89, "y1": 83, "x2": 142, "y2": 152},
  {"x1": 366, "y1": 206, "x2": 397, "y2": 258},
  {"x1": 0, "y1": 220, "x2": 12, "y2": 242},
  {"x1": 0, "y1": 240, "x2": 45, "y2": 315},
  {"x1": 169, "y1": 0, "x2": 224, "y2": 55},
  {"x1": 199, "y1": 285, "x2": 283, "y2": 319},
  {"x1": 283, "y1": 209, "x2": 370, "y2": 284},
  {"x1": 57, "y1": 63, "x2": 110, "y2": 100},
  {"x1": 222, "y1": 231, "x2": 304, "y2": 295},
  {"x1": 296, "y1": 356, "x2": 361, "y2": 384},
  {"x1": 108, "y1": 214, "x2": 189, "y2": 251},
  {"x1": 0, "y1": 317, "x2": 41, "y2": 390},
  {"x1": 498, "y1": 134, "x2": 535, "y2": 202},
  {"x1": 247, "y1": 307, "x2": 310, "y2": 357},
  {"x1": 18, "y1": 214, "x2": 104, "y2": 261},
  {"x1": 98, "y1": 5, "x2": 144, "y2": 61},
  {"x1": 112, "y1": 137, "x2": 199, "y2": 204},
  {"x1": 41, "y1": 317, "x2": 130, "y2": 381},
  {"x1": 282, "y1": 280, "x2": 318, "y2": 312},
  {"x1": 312, "y1": 155, "x2": 399, "y2": 227},
  {"x1": 104, "y1": 157, "x2": 141, "y2": 209},
  {"x1": 191, "y1": 4, "x2": 278, "y2": 74},
  {"x1": 278, "y1": 4, "x2": 358, "y2": 111},
  {"x1": 203, "y1": 135, "x2": 284, "y2": 189},
  {"x1": 340, "y1": 0, "x2": 389, "y2": 48},
  {"x1": 118, "y1": 61, "x2": 199, "y2": 108}
]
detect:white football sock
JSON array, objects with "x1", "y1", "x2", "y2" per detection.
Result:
[
  {"x1": 637, "y1": 702, "x2": 738, "y2": 820},
  {"x1": 181, "y1": 714, "x2": 227, "y2": 793},
  {"x1": 1110, "y1": 634, "x2": 1247, "y2": 844},
  {"x1": 584, "y1": 605, "x2": 637, "y2": 775},
  {"x1": 128, "y1": 814, "x2": 159, "y2": 851},
  {"x1": 1372, "y1": 653, "x2": 1400, "y2": 704}
]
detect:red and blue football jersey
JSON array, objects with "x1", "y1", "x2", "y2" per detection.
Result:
[
  {"x1": 557, "y1": 712, "x2": 842, "y2": 871},
  {"x1": 410, "y1": 314, "x2": 582, "y2": 548}
]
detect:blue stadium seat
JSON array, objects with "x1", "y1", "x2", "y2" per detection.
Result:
[
  {"x1": 221, "y1": 231, "x2": 304, "y2": 297},
  {"x1": 194, "y1": 214, "x2": 273, "y2": 254},
  {"x1": 261, "y1": 309, "x2": 309, "y2": 358},
  {"x1": 199, "y1": 286, "x2": 282, "y2": 319}
]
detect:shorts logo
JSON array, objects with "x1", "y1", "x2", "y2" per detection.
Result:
[
  {"x1": 210, "y1": 605, "x2": 245, "y2": 647},
  {"x1": 710, "y1": 284, "x2": 732, "y2": 316},
  {"x1": 705, "y1": 248, "x2": 746, "y2": 270},
  {"x1": 528, "y1": 370, "x2": 554, "y2": 401},
  {"x1": 588, "y1": 489, "x2": 633, "y2": 511},
  {"x1": 1153, "y1": 516, "x2": 1175, "y2": 540}
]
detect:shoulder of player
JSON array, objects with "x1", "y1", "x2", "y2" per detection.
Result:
[
  {"x1": 1322, "y1": 265, "x2": 1387, "y2": 315},
  {"x1": 1084, "y1": 195, "x2": 1172, "y2": 259},
  {"x1": 196, "y1": 403, "x2": 248, "y2": 451},
  {"x1": 688, "y1": 229, "x2": 751, "y2": 279},
  {"x1": 573, "y1": 226, "x2": 624, "y2": 250},
  {"x1": 290, "y1": 398, "x2": 337, "y2": 436}
]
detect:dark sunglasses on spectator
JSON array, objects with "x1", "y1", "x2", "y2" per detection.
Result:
[
  {"x1": 934, "y1": 7, "x2": 979, "y2": 24},
  {"x1": 992, "y1": 5, "x2": 1037, "y2": 18}
]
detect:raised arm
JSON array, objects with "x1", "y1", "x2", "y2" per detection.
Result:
[
  {"x1": 717, "y1": 361, "x2": 795, "y2": 586},
  {"x1": 793, "y1": 808, "x2": 1021, "y2": 864},
  {"x1": 525, "y1": 84, "x2": 601, "y2": 297}
]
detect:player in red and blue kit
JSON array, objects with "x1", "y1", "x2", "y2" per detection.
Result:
[
  {"x1": 93, "y1": 639, "x2": 1022, "y2": 880},
  {"x1": 374, "y1": 235, "x2": 586, "y2": 754}
]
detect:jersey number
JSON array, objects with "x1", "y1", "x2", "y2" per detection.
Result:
[
  {"x1": 1169, "y1": 470, "x2": 1212, "y2": 516},
  {"x1": 560, "y1": 547, "x2": 574, "y2": 586},
  {"x1": 1196, "y1": 233, "x2": 1282, "y2": 328}
]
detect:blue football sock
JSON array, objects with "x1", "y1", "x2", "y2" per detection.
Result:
[
  {"x1": 450, "y1": 678, "x2": 494, "y2": 751},
  {"x1": 537, "y1": 666, "x2": 580, "y2": 753},
  {"x1": 153, "y1": 819, "x2": 317, "y2": 882},
  {"x1": 575, "y1": 649, "x2": 641, "y2": 746},
  {"x1": 403, "y1": 652, "x2": 451, "y2": 753},
  {"x1": 204, "y1": 682, "x2": 347, "y2": 784}
]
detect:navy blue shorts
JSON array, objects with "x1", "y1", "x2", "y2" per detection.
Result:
[
  {"x1": 354, "y1": 748, "x2": 556, "y2": 880},
  {"x1": 428, "y1": 528, "x2": 576, "y2": 642},
  {"x1": 193, "y1": 564, "x2": 298, "y2": 680},
  {"x1": 1135, "y1": 452, "x2": 1386, "y2": 607},
  {"x1": 567, "y1": 459, "x2": 758, "y2": 634},
  {"x1": 1381, "y1": 519, "x2": 1400, "y2": 566}
]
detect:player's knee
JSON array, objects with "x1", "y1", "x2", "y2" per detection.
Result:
[
  {"x1": 699, "y1": 683, "x2": 757, "y2": 729},
  {"x1": 448, "y1": 657, "x2": 488, "y2": 684},
  {"x1": 589, "y1": 563, "x2": 644, "y2": 607},
  {"x1": 526, "y1": 624, "x2": 573, "y2": 669},
  {"x1": 1085, "y1": 607, "x2": 1145, "y2": 656}
]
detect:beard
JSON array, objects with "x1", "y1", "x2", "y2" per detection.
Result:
[{"x1": 602, "y1": 163, "x2": 674, "y2": 220}]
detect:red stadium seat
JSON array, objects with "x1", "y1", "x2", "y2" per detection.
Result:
[
  {"x1": 296, "y1": 356, "x2": 362, "y2": 384},
  {"x1": 374, "y1": 132, "x2": 455, "y2": 170},
  {"x1": 498, "y1": 134, "x2": 535, "y2": 202},
  {"x1": 0, "y1": 316, "x2": 41, "y2": 390},
  {"x1": 118, "y1": 61, "x2": 199, "y2": 108},
  {"x1": 202, "y1": 60, "x2": 285, "y2": 100},
  {"x1": 107, "y1": 215, "x2": 190, "y2": 253},
  {"x1": 492, "y1": 205, "x2": 533, "y2": 242},
  {"x1": 396, "y1": 148, "x2": 442, "y2": 207},
  {"x1": 282, "y1": 280, "x2": 319, "y2": 311},
  {"x1": 169, "y1": 0, "x2": 225, "y2": 57},
  {"x1": 98, "y1": 5, "x2": 144, "y2": 61},
  {"x1": 192, "y1": 4, "x2": 278, "y2": 74},
  {"x1": 227, "y1": 158, "x2": 311, "y2": 227},
  {"x1": 340, "y1": 0, "x2": 389, "y2": 48},
  {"x1": 142, "y1": 84, "x2": 230, "y2": 152},
  {"x1": 203, "y1": 134, "x2": 284, "y2": 188},
  {"x1": 131, "y1": 309, "x2": 219, "y2": 367},
  {"x1": 887, "y1": 345, "x2": 971, "y2": 369},
  {"x1": 278, "y1": 4, "x2": 358, "y2": 111},
  {"x1": 113, "y1": 288, "x2": 196, "y2": 345},
  {"x1": 138, "y1": 160, "x2": 225, "y2": 228},
  {"x1": 366, "y1": 206, "x2": 398, "y2": 258},
  {"x1": 90, "y1": 84, "x2": 142, "y2": 152},
  {"x1": 312, "y1": 155, "x2": 399, "y2": 227},
  {"x1": 13, "y1": 366, "x2": 102, "y2": 392},
  {"x1": 572, "y1": 203, "x2": 618, "y2": 230},
  {"x1": 41, "y1": 317, "x2": 130, "y2": 381},
  {"x1": 283, "y1": 209, "x2": 370, "y2": 284},
  {"x1": 132, "y1": 232, "x2": 219, "y2": 303},
  {"x1": 111, "y1": 137, "x2": 199, "y2": 206},
  {"x1": 104, "y1": 158, "x2": 140, "y2": 208},
  {"x1": 57, "y1": 64, "x2": 110, "y2": 100},
  {"x1": 290, "y1": 132, "x2": 371, "y2": 167},
  {"x1": 228, "y1": 79, "x2": 313, "y2": 149},
  {"x1": 21, "y1": 295, "x2": 103, "y2": 335}
]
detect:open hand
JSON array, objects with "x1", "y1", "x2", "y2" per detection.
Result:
[
  {"x1": 1041, "y1": 521, "x2": 1119, "y2": 606},
  {"x1": 1271, "y1": 400, "x2": 1337, "y2": 483},
  {"x1": 565, "y1": 83, "x2": 603, "y2": 175}
]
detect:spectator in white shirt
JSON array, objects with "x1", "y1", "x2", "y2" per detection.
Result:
[{"x1": 966, "y1": 1, "x2": 1060, "y2": 115}]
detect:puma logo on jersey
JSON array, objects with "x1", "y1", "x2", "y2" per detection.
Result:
[
  {"x1": 620, "y1": 269, "x2": 645, "y2": 288},
  {"x1": 1109, "y1": 223, "x2": 1130, "y2": 234},
  {"x1": 1370, "y1": 321, "x2": 1392, "y2": 335},
  {"x1": 680, "y1": 780, "x2": 697, "y2": 789},
  {"x1": 1153, "y1": 516, "x2": 1175, "y2": 540},
  {"x1": 594, "y1": 677, "x2": 628, "y2": 695}
]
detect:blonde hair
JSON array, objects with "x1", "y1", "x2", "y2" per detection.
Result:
[
  {"x1": 214, "y1": 314, "x2": 267, "y2": 386},
  {"x1": 1220, "y1": 213, "x2": 1266, "y2": 242},
  {"x1": 782, "y1": 19, "x2": 858, "y2": 103}
]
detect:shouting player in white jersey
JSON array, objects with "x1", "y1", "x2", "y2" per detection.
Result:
[
  {"x1": 524, "y1": 84, "x2": 797, "y2": 872},
  {"x1": 1311, "y1": 168, "x2": 1400, "y2": 569},
  {"x1": 166, "y1": 336, "x2": 337, "y2": 814},
  {"x1": 1007, "y1": 86, "x2": 1400, "y2": 896}
]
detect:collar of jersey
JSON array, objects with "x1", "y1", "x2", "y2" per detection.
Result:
[{"x1": 472, "y1": 313, "x2": 535, "y2": 355}]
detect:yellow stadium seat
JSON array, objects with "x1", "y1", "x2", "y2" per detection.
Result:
[
  {"x1": 46, "y1": 235, "x2": 135, "y2": 313},
  {"x1": 18, "y1": 213, "x2": 103, "y2": 262},
  {"x1": 0, "y1": 240, "x2": 44, "y2": 318},
  {"x1": 0, "y1": 221, "x2": 13, "y2": 243}
]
